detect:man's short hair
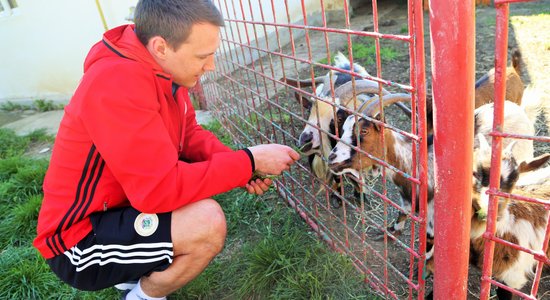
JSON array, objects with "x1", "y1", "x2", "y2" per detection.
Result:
[{"x1": 134, "y1": 0, "x2": 224, "y2": 49}]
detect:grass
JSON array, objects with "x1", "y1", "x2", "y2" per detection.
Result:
[
  {"x1": 349, "y1": 42, "x2": 399, "y2": 66},
  {"x1": 0, "y1": 123, "x2": 373, "y2": 299},
  {"x1": 0, "y1": 99, "x2": 64, "y2": 112},
  {"x1": 317, "y1": 40, "x2": 401, "y2": 70}
]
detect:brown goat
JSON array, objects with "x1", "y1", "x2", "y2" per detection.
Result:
[
  {"x1": 424, "y1": 49, "x2": 525, "y2": 136},
  {"x1": 474, "y1": 49, "x2": 524, "y2": 108},
  {"x1": 326, "y1": 93, "x2": 435, "y2": 238}
]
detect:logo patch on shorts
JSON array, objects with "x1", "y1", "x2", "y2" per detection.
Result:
[{"x1": 134, "y1": 213, "x2": 159, "y2": 237}]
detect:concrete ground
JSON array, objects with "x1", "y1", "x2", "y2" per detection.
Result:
[{"x1": 1, "y1": 109, "x2": 214, "y2": 136}]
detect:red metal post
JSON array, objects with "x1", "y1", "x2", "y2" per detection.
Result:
[
  {"x1": 479, "y1": 3, "x2": 508, "y2": 299},
  {"x1": 429, "y1": 0, "x2": 475, "y2": 299}
]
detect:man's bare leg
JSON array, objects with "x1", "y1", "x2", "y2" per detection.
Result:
[{"x1": 138, "y1": 199, "x2": 227, "y2": 297}]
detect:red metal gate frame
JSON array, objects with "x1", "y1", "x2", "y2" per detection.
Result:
[
  {"x1": 193, "y1": 0, "x2": 548, "y2": 299},
  {"x1": 479, "y1": 1, "x2": 550, "y2": 299}
]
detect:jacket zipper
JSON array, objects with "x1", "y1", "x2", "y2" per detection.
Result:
[{"x1": 173, "y1": 86, "x2": 185, "y2": 156}]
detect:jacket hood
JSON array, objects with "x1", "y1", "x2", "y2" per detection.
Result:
[{"x1": 83, "y1": 24, "x2": 169, "y2": 77}]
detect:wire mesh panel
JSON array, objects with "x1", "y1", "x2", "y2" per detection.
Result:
[
  {"x1": 199, "y1": 1, "x2": 430, "y2": 298},
  {"x1": 476, "y1": 1, "x2": 550, "y2": 299}
]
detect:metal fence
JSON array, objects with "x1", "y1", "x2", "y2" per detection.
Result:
[
  {"x1": 193, "y1": 0, "x2": 549, "y2": 299},
  {"x1": 477, "y1": 1, "x2": 550, "y2": 299}
]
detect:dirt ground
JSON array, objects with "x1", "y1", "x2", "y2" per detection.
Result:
[{"x1": 203, "y1": 1, "x2": 550, "y2": 298}]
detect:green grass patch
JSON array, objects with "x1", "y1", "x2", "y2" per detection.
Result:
[
  {"x1": 0, "y1": 99, "x2": 64, "y2": 112},
  {"x1": 318, "y1": 40, "x2": 401, "y2": 69},
  {"x1": 0, "y1": 101, "x2": 30, "y2": 111},
  {"x1": 33, "y1": 99, "x2": 65, "y2": 112},
  {"x1": 0, "y1": 157, "x2": 48, "y2": 205},
  {"x1": 0, "y1": 129, "x2": 30, "y2": 159},
  {"x1": 202, "y1": 120, "x2": 234, "y2": 147},
  {"x1": 0, "y1": 246, "x2": 118, "y2": 299},
  {"x1": 172, "y1": 190, "x2": 372, "y2": 299},
  {"x1": 0, "y1": 129, "x2": 53, "y2": 160},
  {"x1": 0, "y1": 194, "x2": 42, "y2": 248},
  {"x1": 348, "y1": 42, "x2": 399, "y2": 66},
  {"x1": 235, "y1": 229, "x2": 370, "y2": 299}
]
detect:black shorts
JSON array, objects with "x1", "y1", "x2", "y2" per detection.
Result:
[{"x1": 47, "y1": 206, "x2": 173, "y2": 291}]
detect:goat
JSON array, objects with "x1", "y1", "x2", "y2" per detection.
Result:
[
  {"x1": 302, "y1": 80, "x2": 388, "y2": 208},
  {"x1": 423, "y1": 49, "x2": 525, "y2": 137},
  {"x1": 282, "y1": 52, "x2": 378, "y2": 154},
  {"x1": 326, "y1": 93, "x2": 435, "y2": 241},
  {"x1": 473, "y1": 101, "x2": 535, "y2": 171},
  {"x1": 471, "y1": 134, "x2": 550, "y2": 300},
  {"x1": 474, "y1": 49, "x2": 524, "y2": 108},
  {"x1": 326, "y1": 98, "x2": 537, "y2": 285},
  {"x1": 282, "y1": 52, "x2": 390, "y2": 208},
  {"x1": 469, "y1": 99, "x2": 549, "y2": 299}
]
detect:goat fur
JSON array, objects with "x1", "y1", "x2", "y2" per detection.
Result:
[{"x1": 471, "y1": 139, "x2": 550, "y2": 296}]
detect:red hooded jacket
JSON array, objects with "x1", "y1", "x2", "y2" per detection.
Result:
[{"x1": 34, "y1": 25, "x2": 253, "y2": 259}]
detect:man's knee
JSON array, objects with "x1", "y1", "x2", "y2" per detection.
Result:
[{"x1": 171, "y1": 199, "x2": 227, "y2": 255}]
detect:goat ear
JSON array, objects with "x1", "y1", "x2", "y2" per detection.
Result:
[
  {"x1": 294, "y1": 92, "x2": 311, "y2": 109},
  {"x1": 477, "y1": 133, "x2": 491, "y2": 155},
  {"x1": 503, "y1": 140, "x2": 517, "y2": 158},
  {"x1": 371, "y1": 113, "x2": 384, "y2": 131},
  {"x1": 518, "y1": 153, "x2": 550, "y2": 173}
]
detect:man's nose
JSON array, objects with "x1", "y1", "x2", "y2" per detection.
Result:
[{"x1": 204, "y1": 55, "x2": 216, "y2": 71}]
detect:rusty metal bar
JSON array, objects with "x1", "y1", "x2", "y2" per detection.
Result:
[
  {"x1": 409, "y1": 0, "x2": 429, "y2": 298},
  {"x1": 429, "y1": 0, "x2": 475, "y2": 299},
  {"x1": 479, "y1": 2, "x2": 509, "y2": 299},
  {"x1": 223, "y1": 18, "x2": 412, "y2": 42}
]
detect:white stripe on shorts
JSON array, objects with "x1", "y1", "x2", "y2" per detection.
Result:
[{"x1": 64, "y1": 242, "x2": 174, "y2": 272}]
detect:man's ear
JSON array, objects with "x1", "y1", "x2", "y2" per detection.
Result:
[{"x1": 147, "y1": 36, "x2": 169, "y2": 60}]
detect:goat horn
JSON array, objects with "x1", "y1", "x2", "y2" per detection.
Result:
[
  {"x1": 281, "y1": 76, "x2": 326, "y2": 88},
  {"x1": 362, "y1": 93, "x2": 412, "y2": 116},
  {"x1": 334, "y1": 80, "x2": 389, "y2": 106}
]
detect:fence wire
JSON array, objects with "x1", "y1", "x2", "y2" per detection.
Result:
[{"x1": 193, "y1": 0, "x2": 549, "y2": 299}]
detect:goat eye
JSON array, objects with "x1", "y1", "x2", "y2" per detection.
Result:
[{"x1": 360, "y1": 128, "x2": 369, "y2": 136}]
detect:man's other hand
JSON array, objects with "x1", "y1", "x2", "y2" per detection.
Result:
[{"x1": 245, "y1": 178, "x2": 273, "y2": 195}]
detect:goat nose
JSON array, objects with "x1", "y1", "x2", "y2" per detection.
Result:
[
  {"x1": 298, "y1": 132, "x2": 313, "y2": 146},
  {"x1": 328, "y1": 152, "x2": 336, "y2": 162}
]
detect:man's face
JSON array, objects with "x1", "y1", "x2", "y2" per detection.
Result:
[{"x1": 163, "y1": 23, "x2": 220, "y2": 88}]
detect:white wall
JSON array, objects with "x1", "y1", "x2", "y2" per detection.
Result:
[
  {"x1": 217, "y1": 0, "x2": 349, "y2": 67},
  {"x1": 0, "y1": 0, "x2": 347, "y2": 102},
  {"x1": 0, "y1": 0, "x2": 137, "y2": 102}
]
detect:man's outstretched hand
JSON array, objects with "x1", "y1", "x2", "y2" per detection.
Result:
[{"x1": 245, "y1": 144, "x2": 300, "y2": 195}]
